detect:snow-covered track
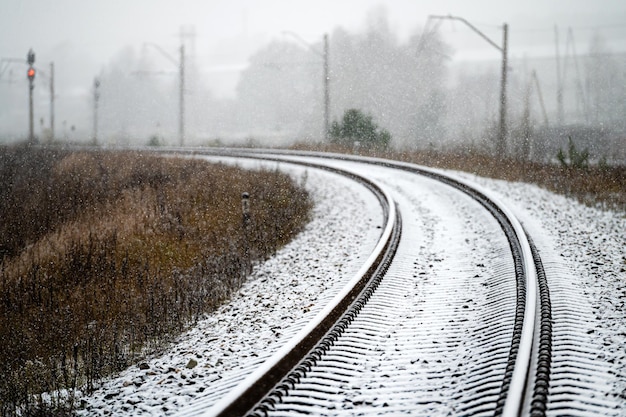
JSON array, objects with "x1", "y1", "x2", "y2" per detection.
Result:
[
  {"x1": 183, "y1": 152, "x2": 402, "y2": 417},
  {"x1": 157, "y1": 149, "x2": 552, "y2": 416},
  {"x1": 367, "y1": 156, "x2": 547, "y2": 417}
]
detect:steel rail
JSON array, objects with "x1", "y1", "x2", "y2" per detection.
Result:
[
  {"x1": 368, "y1": 156, "x2": 539, "y2": 417},
  {"x1": 158, "y1": 148, "x2": 549, "y2": 416},
  {"x1": 317, "y1": 151, "x2": 545, "y2": 416},
  {"x1": 181, "y1": 152, "x2": 402, "y2": 417},
  {"x1": 354, "y1": 153, "x2": 550, "y2": 417}
]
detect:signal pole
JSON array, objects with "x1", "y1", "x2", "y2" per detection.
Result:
[
  {"x1": 27, "y1": 49, "x2": 36, "y2": 144},
  {"x1": 93, "y1": 78, "x2": 100, "y2": 145},
  {"x1": 50, "y1": 62, "x2": 55, "y2": 141}
]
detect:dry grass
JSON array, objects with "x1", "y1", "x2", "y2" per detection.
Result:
[
  {"x1": 0, "y1": 144, "x2": 311, "y2": 416},
  {"x1": 291, "y1": 142, "x2": 626, "y2": 213},
  {"x1": 395, "y1": 150, "x2": 625, "y2": 211}
]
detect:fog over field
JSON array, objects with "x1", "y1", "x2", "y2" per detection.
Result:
[{"x1": 1, "y1": 0, "x2": 625, "y2": 161}]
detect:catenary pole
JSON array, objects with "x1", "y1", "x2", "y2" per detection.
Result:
[
  {"x1": 428, "y1": 16, "x2": 509, "y2": 155},
  {"x1": 283, "y1": 31, "x2": 330, "y2": 141},
  {"x1": 323, "y1": 33, "x2": 330, "y2": 141},
  {"x1": 50, "y1": 62, "x2": 55, "y2": 141},
  {"x1": 499, "y1": 23, "x2": 508, "y2": 155},
  {"x1": 142, "y1": 42, "x2": 185, "y2": 146},
  {"x1": 179, "y1": 45, "x2": 185, "y2": 147}
]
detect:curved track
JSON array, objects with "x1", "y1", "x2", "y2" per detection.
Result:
[{"x1": 166, "y1": 149, "x2": 552, "y2": 417}]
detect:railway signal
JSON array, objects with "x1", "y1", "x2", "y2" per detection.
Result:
[{"x1": 27, "y1": 49, "x2": 36, "y2": 143}]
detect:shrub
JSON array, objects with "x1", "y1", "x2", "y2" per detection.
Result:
[
  {"x1": 330, "y1": 108, "x2": 391, "y2": 149},
  {"x1": 557, "y1": 136, "x2": 590, "y2": 170},
  {"x1": 0, "y1": 144, "x2": 312, "y2": 415},
  {"x1": 147, "y1": 135, "x2": 161, "y2": 146}
]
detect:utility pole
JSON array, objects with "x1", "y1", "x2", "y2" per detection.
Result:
[
  {"x1": 323, "y1": 33, "x2": 330, "y2": 141},
  {"x1": 555, "y1": 26, "x2": 564, "y2": 125},
  {"x1": 50, "y1": 62, "x2": 55, "y2": 141},
  {"x1": 179, "y1": 45, "x2": 185, "y2": 146},
  {"x1": 283, "y1": 31, "x2": 330, "y2": 141},
  {"x1": 27, "y1": 49, "x2": 36, "y2": 144},
  {"x1": 499, "y1": 23, "x2": 508, "y2": 155},
  {"x1": 179, "y1": 26, "x2": 195, "y2": 146},
  {"x1": 93, "y1": 77, "x2": 100, "y2": 145},
  {"x1": 531, "y1": 70, "x2": 550, "y2": 127},
  {"x1": 428, "y1": 16, "x2": 509, "y2": 155},
  {"x1": 142, "y1": 42, "x2": 185, "y2": 146},
  {"x1": 555, "y1": 27, "x2": 588, "y2": 125}
]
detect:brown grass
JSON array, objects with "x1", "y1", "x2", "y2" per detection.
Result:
[
  {"x1": 0, "y1": 144, "x2": 311, "y2": 416},
  {"x1": 291, "y1": 142, "x2": 626, "y2": 213}
]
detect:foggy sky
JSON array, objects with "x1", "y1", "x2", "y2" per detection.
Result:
[{"x1": 1, "y1": 0, "x2": 626, "y2": 143}]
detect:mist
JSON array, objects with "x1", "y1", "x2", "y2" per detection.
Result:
[{"x1": 1, "y1": 2, "x2": 625, "y2": 162}]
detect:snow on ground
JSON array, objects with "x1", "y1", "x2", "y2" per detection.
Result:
[
  {"x1": 76, "y1": 164, "x2": 625, "y2": 415},
  {"x1": 76, "y1": 164, "x2": 384, "y2": 416},
  {"x1": 456, "y1": 171, "x2": 626, "y2": 409}
]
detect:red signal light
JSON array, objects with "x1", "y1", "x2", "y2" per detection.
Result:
[{"x1": 27, "y1": 67, "x2": 35, "y2": 80}]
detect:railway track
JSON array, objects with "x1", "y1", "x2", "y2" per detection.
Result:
[{"x1": 168, "y1": 150, "x2": 552, "y2": 417}]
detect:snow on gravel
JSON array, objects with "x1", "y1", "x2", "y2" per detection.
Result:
[
  {"x1": 76, "y1": 163, "x2": 625, "y2": 415},
  {"x1": 76, "y1": 164, "x2": 384, "y2": 416},
  {"x1": 455, "y1": 171, "x2": 626, "y2": 410}
]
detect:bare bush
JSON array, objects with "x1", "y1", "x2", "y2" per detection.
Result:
[
  {"x1": 0, "y1": 144, "x2": 312, "y2": 416},
  {"x1": 292, "y1": 142, "x2": 625, "y2": 212}
]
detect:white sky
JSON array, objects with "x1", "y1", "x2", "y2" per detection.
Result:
[{"x1": 2, "y1": 0, "x2": 626, "y2": 97}]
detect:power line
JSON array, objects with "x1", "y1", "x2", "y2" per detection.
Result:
[
  {"x1": 438, "y1": 21, "x2": 626, "y2": 35},
  {"x1": 509, "y1": 22, "x2": 626, "y2": 34}
]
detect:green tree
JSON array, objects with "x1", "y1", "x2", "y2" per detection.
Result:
[{"x1": 330, "y1": 108, "x2": 391, "y2": 149}]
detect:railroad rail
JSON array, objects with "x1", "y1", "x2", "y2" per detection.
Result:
[{"x1": 166, "y1": 149, "x2": 552, "y2": 417}]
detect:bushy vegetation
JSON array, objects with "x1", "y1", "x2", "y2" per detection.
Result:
[
  {"x1": 0, "y1": 144, "x2": 312, "y2": 416},
  {"x1": 401, "y1": 150, "x2": 624, "y2": 211},
  {"x1": 557, "y1": 136, "x2": 590, "y2": 170},
  {"x1": 330, "y1": 109, "x2": 391, "y2": 149},
  {"x1": 291, "y1": 142, "x2": 626, "y2": 212}
]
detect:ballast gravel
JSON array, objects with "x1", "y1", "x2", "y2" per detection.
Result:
[
  {"x1": 76, "y1": 165, "x2": 384, "y2": 416},
  {"x1": 75, "y1": 165, "x2": 625, "y2": 416},
  {"x1": 456, "y1": 171, "x2": 625, "y2": 413}
]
